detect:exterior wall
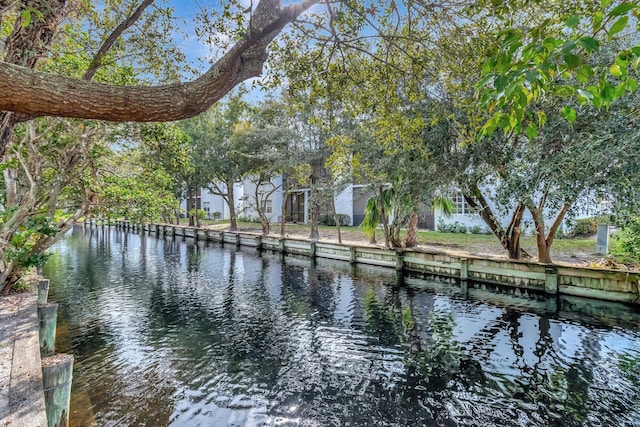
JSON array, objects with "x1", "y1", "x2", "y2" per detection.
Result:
[
  {"x1": 334, "y1": 185, "x2": 355, "y2": 225},
  {"x1": 180, "y1": 184, "x2": 243, "y2": 220},
  {"x1": 352, "y1": 186, "x2": 372, "y2": 227},
  {"x1": 434, "y1": 185, "x2": 608, "y2": 235},
  {"x1": 435, "y1": 211, "x2": 488, "y2": 232},
  {"x1": 237, "y1": 176, "x2": 283, "y2": 223}
]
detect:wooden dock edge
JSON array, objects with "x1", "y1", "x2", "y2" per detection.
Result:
[{"x1": 0, "y1": 275, "x2": 47, "y2": 427}]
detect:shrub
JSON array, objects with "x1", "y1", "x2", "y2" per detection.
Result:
[
  {"x1": 320, "y1": 214, "x2": 351, "y2": 226},
  {"x1": 319, "y1": 214, "x2": 334, "y2": 226},
  {"x1": 12, "y1": 280, "x2": 28, "y2": 293},
  {"x1": 238, "y1": 216, "x2": 261, "y2": 223},
  {"x1": 337, "y1": 214, "x2": 351, "y2": 226},
  {"x1": 212, "y1": 211, "x2": 221, "y2": 220},
  {"x1": 438, "y1": 220, "x2": 467, "y2": 233},
  {"x1": 189, "y1": 208, "x2": 207, "y2": 221},
  {"x1": 614, "y1": 216, "x2": 640, "y2": 261},
  {"x1": 469, "y1": 226, "x2": 482, "y2": 234},
  {"x1": 572, "y1": 217, "x2": 598, "y2": 236}
]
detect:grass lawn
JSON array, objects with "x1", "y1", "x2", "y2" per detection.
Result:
[
  {"x1": 220, "y1": 221, "x2": 616, "y2": 263},
  {"x1": 161, "y1": 218, "x2": 623, "y2": 264}
]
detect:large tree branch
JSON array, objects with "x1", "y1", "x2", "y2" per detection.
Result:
[
  {"x1": 545, "y1": 203, "x2": 570, "y2": 249},
  {"x1": 463, "y1": 181, "x2": 504, "y2": 241},
  {"x1": 0, "y1": 0, "x2": 317, "y2": 122}
]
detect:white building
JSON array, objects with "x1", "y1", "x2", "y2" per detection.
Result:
[
  {"x1": 182, "y1": 176, "x2": 605, "y2": 235},
  {"x1": 181, "y1": 178, "x2": 371, "y2": 227},
  {"x1": 433, "y1": 190, "x2": 610, "y2": 235}
]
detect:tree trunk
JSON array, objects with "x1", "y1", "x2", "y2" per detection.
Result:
[
  {"x1": 389, "y1": 216, "x2": 403, "y2": 248},
  {"x1": 261, "y1": 217, "x2": 270, "y2": 235},
  {"x1": 529, "y1": 203, "x2": 569, "y2": 264},
  {"x1": 0, "y1": 264, "x2": 21, "y2": 295},
  {"x1": 188, "y1": 187, "x2": 195, "y2": 227},
  {"x1": 464, "y1": 185, "x2": 525, "y2": 259},
  {"x1": 309, "y1": 161, "x2": 320, "y2": 241},
  {"x1": 228, "y1": 181, "x2": 238, "y2": 231},
  {"x1": 309, "y1": 198, "x2": 319, "y2": 241},
  {"x1": 380, "y1": 187, "x2": 390, "y2": 249},
  {"x1": 403, "y1": 212, "x2": 419, "y2": 248},
  {"x1": 331, "y1": 198, "x2": 342, "y2": 244},
  {"x1": 506, "y1": 232, "x2": 522, "y2": 259},
  {"x1": 532, "y1": 208, "x2": 552, "y2": 264},
  {"x1": 280, "y1": 173, "x2": 288, "y2": 238}
]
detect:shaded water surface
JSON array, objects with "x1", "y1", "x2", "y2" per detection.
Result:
[{"x1": 46, "y1": 227, "x2": 640, "y2": 426}]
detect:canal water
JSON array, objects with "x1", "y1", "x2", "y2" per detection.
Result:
[{"x1": 46, "y1": 226, "x2": 640, "y2": 426}]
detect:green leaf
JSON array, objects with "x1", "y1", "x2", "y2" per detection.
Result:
[
  {"x1": 592, "y1": 94, "x2": 604, "y2": 108},
  {"x1": 577, "y1": 88, "x2": 594, "y2": 100},
  {"x1": 561, "y1": 40, "x2": 577, "y2": 54},
  {"x1": 609, "y1": 16, "x2": 629, "y2": 40},
  {"x1": 627, "y1": 77, "x2": 638, "y2": 92},
  {"x1": 495, "y1": 75, "x2": 508, "y2": 91},
  {"x1": 480, "y1": 114, "x2": 499, "y2": 138},
  {"x1": 537, "y1": 111, "x2": 547, "y2": 127},
  {"x1": 615, "y1": 82, "x2": 627, "y2": 97},
  {"x1": 21, "y1": 10, "x2": 31, "y2": 28},
  {"x1": 565, "y1": 14, "x2": 580, "y2": 28},
  {"x1": 615, "y1": 54, "x2": 629, "y2": 68},
  {"x1": 576, "y1": 65, "x2": 593, "y2": 83},
  {"x1": 608, "y1": 3, "x2": 635, "y2": 17},
  {"x1": 610, "y1": 64, "x2": 623, "y2": 76},
  {"x1": 561, "y1": 106, "x2": 577, "y2": 123},
  {"x1": 525, "y1": 70, "x2": 540, "y2": 82},
  {"x1": 482, "y1": 58, "x2": 493, "y2": 75},
  {"x1": 564, "y1": 54, "x2": 580, "y2": 68},
  {"x1": 525, "y1": 122, "x2": 538, "y2": 139},
  {"x1": 601, "y1": 82, "x2": 616, "y2": 103},
  {"x1": 501, "y1": 31, "x2": 522, "y2": 53},
  {"x1": 593, "y1": 11, "x2": 604, "y2": 31},
  {"x1": 556, "y1": 85, "x2": 576, "y2": 97},
  {"x1": 577, "y1": 37, "x2": 600, "y2": 52}
]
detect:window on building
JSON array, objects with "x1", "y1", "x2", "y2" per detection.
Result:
[
  {"x1": 265, "y1": 199, "x2": 273, "y2": 214},
  {"x1": 202, "y1": 202, "x2": 211, "y2": 218},
  {"x1": 452, "y1": 192, "x2": 478, "y2": 215}
]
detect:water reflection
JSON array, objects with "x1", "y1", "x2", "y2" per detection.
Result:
[{"x1": 46, "y1": 227, "x2": 640, "y2": 426}]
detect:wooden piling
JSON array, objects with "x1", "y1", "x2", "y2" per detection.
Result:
[
  {"x1": 545, "y1": 266, "x2": 558, "y2": 295},
  {"x1": 38, "y1": 279, "x2": 49, "y2": 304},
  {"x1": 38, "y1": 303, "x2": 58, "y2": 357},
  {"x1": 42, "y1": 354, "x2": 74, "y2": 427},
  {"x1": 395, "y1": 250, "x2": 404, "y2": 271},
  {"x1": 310, "y1": 241, "x2": 316, "y2": 259},
  {"x1": 460, "y1": 259, "x2": 469, "y2": 281}
]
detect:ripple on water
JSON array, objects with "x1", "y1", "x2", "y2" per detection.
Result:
[{"x1": 46, "y1": 228, "x2": 640, "y2": 427}]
